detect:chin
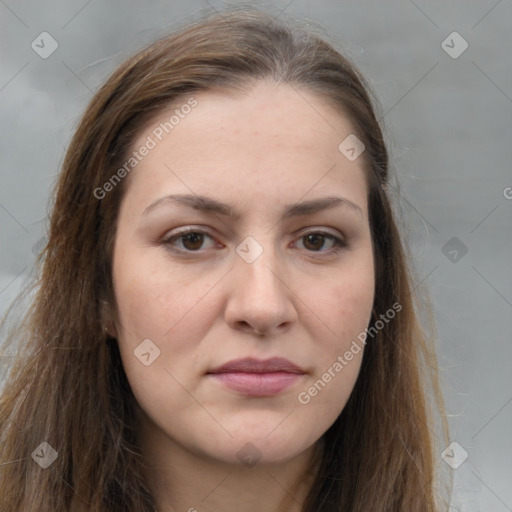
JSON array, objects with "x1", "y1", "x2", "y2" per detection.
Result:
[{"x1": 200, "y1": 425, "x2": 318, "y2": 468}]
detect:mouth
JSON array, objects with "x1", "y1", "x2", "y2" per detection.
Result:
[{"x1": 207, "y1": 357, "x2": 306, "y2": 397}]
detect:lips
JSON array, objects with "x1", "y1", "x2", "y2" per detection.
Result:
[
  {"x1": 209, "y1": 357, "x2": 305, "y2": 375},
  {"x1": 207, "y1": 357, "x2": 306, "y2": 396}
]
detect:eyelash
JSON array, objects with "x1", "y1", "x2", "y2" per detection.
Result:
[{"x1": 160, "y1": 227, "x2": 347, "y2": 256}]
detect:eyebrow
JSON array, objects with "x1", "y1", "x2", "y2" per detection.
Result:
[{"x1": 142, "y1": 193, "x2": 363, "y2": 220}]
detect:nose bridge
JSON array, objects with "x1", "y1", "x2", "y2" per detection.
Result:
[
  {"x1": 235, "y1": 233, "x2": 284, "y2": 297},
  {"x1": 227, "y1": 232, "x2": 295, "y2": 333}
]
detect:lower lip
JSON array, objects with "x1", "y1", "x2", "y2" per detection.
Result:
[{"x1": 209, "y1": 372, "x2": 303, "y2": 396}]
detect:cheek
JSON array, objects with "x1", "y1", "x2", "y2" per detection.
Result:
[
  {"x1": 113, "y1": 247, "x2": 191, "y2": 339},
  {"x1": 331, "y1": 256, "x2": 375, "y2": 344},
  {"x1": 308, "y1": 256, "x2": 374, "y2": 391},
  {"x1": 298, "y1": 278, "x2": 373, "y2": 421},
  {"x1": 111, "y1": 254, "x2": 201, "y2": 408},
  {"x1": 114, "y1": 265, "x2": 172, "y2": 341},
  {"x1": 336, "y1": 281, "x2": 374, "y2": 340},
  {"x1": 112, "y1": 250, "x2": 216, "y2": 377}
]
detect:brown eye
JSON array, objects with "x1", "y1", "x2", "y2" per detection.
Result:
[
  {"x1": 296, "y1": 231, "x2": 346, "y2": 253},
  {"x1": 180, "y1": 232, "x2": 205, "y2": 251},
  {"x1": 303, "y1": 233, "x2": 327, "y2": 251},
  {"x1": 162, "y1": 228, "x2": 216, "y2": 253}
]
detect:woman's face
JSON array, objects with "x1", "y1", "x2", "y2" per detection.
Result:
[{"x1": 111, "y1": 81, "x2": 375, "y2": 466}]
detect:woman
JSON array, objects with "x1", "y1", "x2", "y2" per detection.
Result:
[{"x1": 0, "y1": 7, "x2": 449, "y2": 511}]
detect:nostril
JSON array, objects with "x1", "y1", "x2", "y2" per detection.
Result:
[{"x1": 236, "y1": 321, "x2": 266, "y2": 336}]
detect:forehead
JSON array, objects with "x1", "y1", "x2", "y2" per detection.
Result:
[{"x1": 122, "y1": 81, "x2": 369, "y2": 216}]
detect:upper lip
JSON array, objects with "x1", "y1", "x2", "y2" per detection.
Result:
[{"x1": 208, "y1": 357, "x2": 305, "y2": 374}]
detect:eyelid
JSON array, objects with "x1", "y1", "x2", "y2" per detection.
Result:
[{"x1": 295, "y1": 226, "x2": 344, "y2": 239}]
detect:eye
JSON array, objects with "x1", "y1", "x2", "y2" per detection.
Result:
[
  {"x1": 295, "y1": 230, "x2": 346, "y2": 253},
  {"x1": 161, "y1": 227, "x2": 217, "y2": 253},
  {"x1": 160, "y1": 227, "x2": 346, "y2": 255}
]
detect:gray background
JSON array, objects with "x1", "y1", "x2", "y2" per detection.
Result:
[{"x1": 1, "y1": 0, "x2": 511, "y2": 510}]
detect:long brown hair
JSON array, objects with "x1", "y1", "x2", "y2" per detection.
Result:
[{"x1": 0, "y1": 7, "x2": 449, "y2": 511}]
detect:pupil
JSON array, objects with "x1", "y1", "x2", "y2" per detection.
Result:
[
  {"x1": 305, "y1": 234, "x2": 324, "y2": 251},
  {"x1": 183, "y1": 233, "x2": 203, "y2": 250}
]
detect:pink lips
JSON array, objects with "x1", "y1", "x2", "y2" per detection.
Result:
[{"x1": 207, "y1": 357, "x2": 305, "y2": 397}]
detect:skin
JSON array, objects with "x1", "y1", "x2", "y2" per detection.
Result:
[{"x1": 111, "y1": 80, "x2": 375, "y2": 512}]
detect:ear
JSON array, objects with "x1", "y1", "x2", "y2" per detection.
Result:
[{"x1": 100, "y1": 299, "x2": 118, "y2": 339}]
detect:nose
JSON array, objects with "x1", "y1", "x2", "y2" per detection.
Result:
[{"x1": 224, "y1": 239, "x2": 297, "y2": 337}]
